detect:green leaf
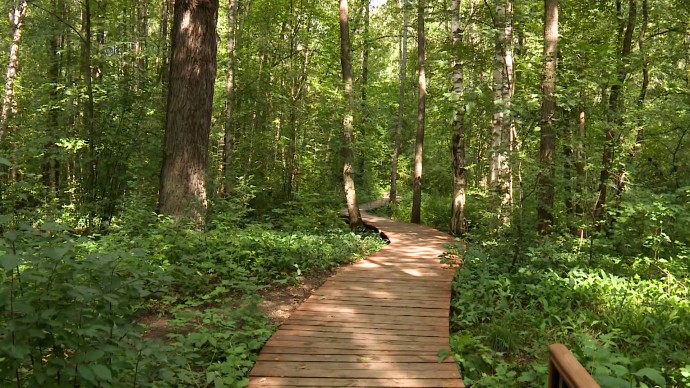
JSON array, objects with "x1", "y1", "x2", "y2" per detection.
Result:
[
  {"x1": 1, "y1": 254, "x2": 21, "y2": 270},
  {"x1": 78, "y1": 365, "x2": 97, "y2": 385},
  {"x1": 634, "y1": 368, "x2": 666, "y2": 387},
  {"x1": 91, "y1": 364, "x2": 113, "y2": 382},
  {"x1": 0, "y1": 157, "x2": 12, "y2": 166},
  {"x1": 437, "y1": 348, "x2": 451, "y2": 362}
]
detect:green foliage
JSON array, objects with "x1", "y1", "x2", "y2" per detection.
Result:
[
  {"x1": 449, "y1": 198, "x2": 690, "y2": 387},
  {"x1": 0, "y1": 195, "x2": 384, "y2": 386}
]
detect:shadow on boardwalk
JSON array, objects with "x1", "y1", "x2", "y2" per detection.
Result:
[{"x1": 249, "y1": 200, "x2": 464, "y2": 387}]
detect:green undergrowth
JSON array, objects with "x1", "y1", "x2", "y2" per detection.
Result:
[
  {"x1": 0, "y1": 195, "x2": 384, "y2": 387},
  {"x1": 447, "y1": 189, "x2": 690, "y2": 387}
]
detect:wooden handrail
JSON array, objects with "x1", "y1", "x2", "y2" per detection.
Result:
[{"x1": 548, "y1": 344, "x2": 600, "y2": 388}]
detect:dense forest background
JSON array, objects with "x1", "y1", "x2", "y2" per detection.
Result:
[{"x1": 1, "y1": 0, "x2": 689, "y2": 385}]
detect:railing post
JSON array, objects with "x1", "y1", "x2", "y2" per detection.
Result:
[{"x1": 548, "y1": 344, "x2": 600, "y2": 388}]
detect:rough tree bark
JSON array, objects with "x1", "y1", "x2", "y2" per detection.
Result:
[
  {"x1": 158, "y1": 0, "x2": 219, "y2": 225},
  {"x1": 593, "y1": 0, "x2": 636, "y2": 223},
  {"x1": 389, "y1": 0, "x2": 408, "y2": 203},
  {"x1": 222, "y1": 0, "x2": 238, "y2": 195},
  {"x1": 339, "y1": 0, "x2": 363, "y2": 229},
  {"x1": 450, "y1": 0, "x2": 466, "y2": 236},
  {"x1": 0, "y1": 0, "x2": 28, "y2": 144},
  {"x1": 537, "y1": 0, "x2": 558, "y2": 233},
  {"x1": 410, "y1": 0, "x2": 426, "y2": 224}
]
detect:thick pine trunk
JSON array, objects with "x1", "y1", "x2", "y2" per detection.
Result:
[
  {"x1": 389, "y1": 0, "x2": 407, "y2": 203},
  {"x1": 339, "y1": 0, "x2": 363, "y2": 229},
  {"x1": 410, "y1": 0, "x2": 426, "y2": 224},
  {"x1": 537, "y1": 0, "x2": 558, "y2": 233},
  {"x1": 0, "y1": 0, "x2": 28, "y2": 144},
  {"x1": 450, "y1": 0, "x2": 466, "y2": 236},
  {"x1": 158, "y1": 0, "x2": 219, "y2": 225},
  {"x1": 222, "y1": 0, "x2": 238, "y2": 195}
]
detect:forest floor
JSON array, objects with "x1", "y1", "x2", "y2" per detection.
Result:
[{"x1": 257, "y1": 269, "x2": 334, "y2": 323}]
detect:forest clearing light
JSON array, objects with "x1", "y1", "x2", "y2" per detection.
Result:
[{"x1": 371, "y1": 0, "x2": 386, "y2": 8}]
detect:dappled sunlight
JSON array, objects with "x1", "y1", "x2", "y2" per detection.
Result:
[{"x1": 249, "y1": 201, "x2": 461, "y2": 386}]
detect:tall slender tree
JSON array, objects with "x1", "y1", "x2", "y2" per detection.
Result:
[
  {"x1": 158, "y1": 0, "x2": 219, "y2": 224},
  {"x1": 410, "y1": 0, "x2": 426, "y2": 224},
  {"x1": 339, "y1": 0, "x2": 363, "y2": 229},
  {"x1": 222, "y1": 0, "x2": 238, "y2": 194},
  {"x1": 0, "y1": 0, "x2": 28, "y2": 144},
  {"x1": 593, "y1": 0, "x2": 636, "y2": 223},
  {"x1": 389, "y1": 0, "x2": 408, "y2": 203},
  {"x1": 537, "y1": 0, "x2": 558, "y2": 233},
  {"x1": 450, "y1": 0, "x2": 466, "y2": 235}
]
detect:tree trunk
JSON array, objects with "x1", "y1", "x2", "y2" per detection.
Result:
[
  {"x1": 0, "y1": 0, "x2": 28, "y2": 144},
  {"x1": 339, "y1": 0, "x2": 363, "y2": 229},
  {"x1": 537, "y1": 0, "x2": 558, "y2": 233},
  {"x1": 46, "y1": 0, "x2": 63, "y2": 200},
  {"x1": 389, "y1": 0, "x2": 408, "y2": 203},
  {"x1": 593, "y1": 0, "x2": 636, "y2": 223},
  {"x1": 158, "y1": 0, "x2": 219, "y2": 225},
  {"x1": 410, "y1": 0, "x2": 426, "y2": 224},
  {"x1": 450, "y1": 0, "x2": 466, "y2": 236},
  {"x1": 222, "y1": 0, "x2": 238, "y2": 195},
  {"x1": 81, "y1": 0, "x2": 97, "y2": 210},
  {"x1": 615, "y1": 0, "x2": 647, "y2": 198},
  {"x1": 502, "y1": 0, "x2": 514, "y2": 211},
  {"x1": 490, "y1": 0, "x2": 504, "y2": 189},
  {"x1": 358, "y1": 0, "x2": 370, "y2": 178},
  {"x1": 575, "y1": 87, "x2": 586, "y2": 226},
  {"x1": 160, "y1": 0, "x2": 172, "y2": 94}
]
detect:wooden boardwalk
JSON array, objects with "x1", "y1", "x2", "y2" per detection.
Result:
[{"x1": 249, "y1": 203, "x2": 463, "y2": 387}]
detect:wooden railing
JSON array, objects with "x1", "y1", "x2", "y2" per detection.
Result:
[{"x1": 548, "y1": 344, "x2": 600, "y2": 388}]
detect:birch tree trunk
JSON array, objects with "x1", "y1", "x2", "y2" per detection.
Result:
[
  {"x1": 0, "y1": 0, "x2": 28, "y2": 144},
  {"x1": 389, "y1": 0, "x2": 408, "y2": 203},
  {"x1": 490, "y1": 1, "x2": 505, "y2": 189},
  {"x1": 339, "y1": 0, "x2": 363, "y2": 229},
  {"x1": 450, "y1": 0, "x2": 466, "y2": 236},
  {"x1": 410, "y1": 0, "x2": 426, "y2": 224},
  {"x1": 537, "y1": 0, "x2": 558, "y2": 233}
]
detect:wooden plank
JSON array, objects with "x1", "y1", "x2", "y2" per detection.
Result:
[
  {"x1": 277, "y1": 324, "x2": 446, "y2": 337},
  {"x1": 264, "y1": 339, "x2": 451, "y2": 352},
  {"x1": 286, "y1": 311, "x2": 449, "y2": 326},
  {"x1": 250, "y1": 364, "x2": 459, "y2": 378},
  {"x1": 282, "y1": 319, "x2": 448, "y2": 333},
  {"x1": 251, "y1": 361, "x2": 458, "y2": 372},
  {"x1": 259, "y1": 346, "x2": 447, "y2": 355},
  {"x1": 249, "y1": 377, "x2": 464, "y2": 387},
  {"x1": 270, "y1": 330, "x2": 448, "y2": 344},
  {"x1": 313, "y1": 287, "x2": 449, "y2": 299},
  {"x1": 295, "y1": 304, "x2": 448, "y2": 317},
  {"x1": 327, "y1": 278, "x2": 452, "y2": 287},
  {"x1": 307, "y1": 294, "x2": 449, "y2": 306},
  {"x1": 257, "y1": 353, "x2": 456, "y2": 364}
]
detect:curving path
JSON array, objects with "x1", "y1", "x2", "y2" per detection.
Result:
[{"x1": 249, "y1": 201, "x2": 463, "y2": 387}]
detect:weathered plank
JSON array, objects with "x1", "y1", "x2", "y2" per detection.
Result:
[{"x1": 249, "y1": 377, "x2": 464, "y2": 387}]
